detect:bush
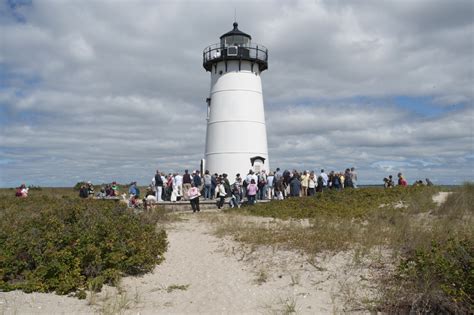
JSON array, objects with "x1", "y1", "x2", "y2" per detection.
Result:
[
  {"x1": 239, "y1": 186, "x2": 440, "y2": 220},
  {"x1": 384, "y1": 238, "x2": 473, "y2": 313},
  {"x1": 219, "y1": 184, "x2": 472, "y2": 312},
  {"x1": 379, "y1": 183, "x2": 474, "y2": 313},
  {"x1": 0, "y1": 195, "x2": 167, "y2": 296},
  {"x1": 73, "y1": 181, "x2": 87, "y2": 191}
]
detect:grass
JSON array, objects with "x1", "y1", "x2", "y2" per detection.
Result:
[
  {"x1": 165, "y1": 284, "x2": 190, "y2": 293},
  {"x1": 207, "y1": 184, "x2": 473, "y2": 313},
  {"x1": 281, "y1": 296, "x2": 298, "y2": 314},
  {"x1": 254, "y1": 268, "x2": 268, "y2": 285}
]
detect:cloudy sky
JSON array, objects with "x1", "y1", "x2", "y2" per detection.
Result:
[{"x1": 1, "y1": 0, "x2": 473, "y2": 187}]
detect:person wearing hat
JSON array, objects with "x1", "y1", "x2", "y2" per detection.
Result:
[{"x1": 111, "y1": 182, "x2": 119, "y2": 197}]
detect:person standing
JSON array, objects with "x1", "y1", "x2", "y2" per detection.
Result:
[
  {"x1": 308, "y1": 171, "x2": 316, "y2": 196},
  {"x1": 301, "y1": 171, "x2": 309, "y2": 196},
  {"x1": 259, "y1": 170, "x2": 268, "y2": 200},
  {"x1": 320, "y1": 169, "x2": 328, "y2": 190},
  {"x1": 230, "y1": 180, "x2": 241, "y2": 208},
  {"x1": 289, "y1": 173, "x2": 301, "y2": 197},
  {"x1": 246, "y1": 179, "x2": 258, "y2": 205},
  {"x1": 203, "y1": 170, "x2": 212, "y2": 199},
  {"x1": 266, "y1": 172, "x2": 275, "y2": 200},
  {"x1": 344, "y1": 168, "x2": 353, "y2": 188},
  {"x1": 222, "y1": 173, "x2": 231, "y2": 197},
  {"x1": 216, "y1": 179, "x2": 226, "y2": 209},
  {"x1": 274, "y1": 168, "x2": 283, "y2": 182},
  {"x1": 187, "y1": 184, "x2": 201, "y2": 212},
  {"x1": 211, "y1": 173, "x2": 217, "y2": 199},
  {"x1": 174, "y1": 172, "x2": 183, "y2": 198},
  {"x1": 350, "y1": 167, "x2": 358, "y2": 188},
  {"x1": 182, "y1": 169, "x2": 192, "y2": 200},
  {"x1": 154, "y1": 170, "x2": 164, "y2": 202},
  {"x1": 274, "y1": 176, "x2": 285, "y2": 200},
  {"x1": 193, "y1": 170, "x2": 202, "y2": 192}
]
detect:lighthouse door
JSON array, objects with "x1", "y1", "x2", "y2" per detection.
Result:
[
  {"x1": 253, "y1": 159, "x2": 263, "y2": 173},
  {"x1": 250, "y1": 156, "x2": 265, "y2": 174}
]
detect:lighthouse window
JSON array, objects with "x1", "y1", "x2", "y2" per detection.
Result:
[{"x1": 224, "y1": 35, "x2": 249, "y2": 47}]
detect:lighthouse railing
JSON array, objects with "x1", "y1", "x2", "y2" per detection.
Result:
[{"x1": 203, "y1": 43, "x2": 268, "y2": 65}]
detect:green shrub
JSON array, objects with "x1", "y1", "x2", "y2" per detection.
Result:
[
  {"x1": 239, "y1": 186, "x2": 440, "y2": 220},
  {"x1": 217, "y1": 184, "x2": 472, "y2": 312},
  {"x1": 384, "y1": 238, "x2": 473, "y2": 313},
  {"x1": 0, "y1": 195, "x2": 167, "y2": 295},
  {"x1": 378, "y1": 183, "x2": 474, "y2": 313}
]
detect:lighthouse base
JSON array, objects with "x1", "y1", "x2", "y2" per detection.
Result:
[{"x1": 205, "y1": 152, "x2": 269, "y2": 180}]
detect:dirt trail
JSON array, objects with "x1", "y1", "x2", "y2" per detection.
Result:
[{"x1": 0, "y1": 213, "x2": 373, "y2": 314}]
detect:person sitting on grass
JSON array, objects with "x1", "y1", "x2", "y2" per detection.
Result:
[
  {"x1": 79, "y1": 184, "x2": 89, "y2": 198},
  {"x1": 142, "y1": 186, "x2": 157, "y2": 210},
  {"x1": 111, "y1": 182, "x2": 119, "y2": 196},
  {"x1": 128, "y1": 194, "x2": 140, "y2": 209},
  {"x1": 128, "y1": 181, "x2": 139, "y2": 197},
  {"x1": 96, "y1": 187, "x2": 106, "y2": 198},
  {"x1": 15, "y1": 184, "x2": 29, "y2": 198},
  {"x1": 86, "y1": 181, "x2": 94, "y2": 196},
  {"x1": 397, "y1": 173, "x2": 408, "y2": 186}
]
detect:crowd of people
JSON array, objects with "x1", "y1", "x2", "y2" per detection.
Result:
[
  {"x1": 15, "y1": 166, "x2": 435, "y2": 211},
  {"x1": 17, "y1": 167, "x2": 435, "y2": 211},
  {"x1": 383, "y1": 173, "x2": 433, "y2": 188},
  {"x1": 141, "y1": 167, "x2": 360, "y2": 209}
]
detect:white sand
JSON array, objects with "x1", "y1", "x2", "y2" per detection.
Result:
[
  {"x1": 0, "y1": 213, "x2": 377, "y2": 314},
  {"x1": 432, "y1": 191, "x2": 451, "y2": 206}
]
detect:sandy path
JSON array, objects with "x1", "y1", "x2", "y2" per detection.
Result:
[
  {"x1": 0, "y1": 212, "x2": 374, "y2": 314},
  {"x1": 118, "y1": 213, "x2": 373, "y2": 314},
  {"x1": 432, "y1": 191, "x2": 452, "y2": 206}
]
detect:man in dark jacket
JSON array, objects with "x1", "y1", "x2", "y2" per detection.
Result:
[
  {"x1": 183, "y1": 169, "x2": 192, "y2": 200},
  {"x1": 193, "y1": 171, "x2": 203, "y2": 193}
]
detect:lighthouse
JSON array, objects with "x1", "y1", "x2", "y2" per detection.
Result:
[{"x1": 202, "y1": 22, "x2": 269, "y2": 179}]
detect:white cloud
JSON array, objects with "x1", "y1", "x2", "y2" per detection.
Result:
[{"x1": 1, "y1": 0, "x2": 473, "y2": 187}]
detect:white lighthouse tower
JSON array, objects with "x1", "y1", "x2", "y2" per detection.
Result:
[{"x1": 202, "y1": 22, "x2": 269, "y2": 179}]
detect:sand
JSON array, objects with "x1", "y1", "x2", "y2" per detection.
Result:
[
  {"x1": 432, "y1": 191, "x2": 452, "y2": 206},
  {"x1": 0, "y1": 212, "x2": 377, "y2": 314}
]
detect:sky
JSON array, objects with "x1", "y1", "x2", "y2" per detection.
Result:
[{"x1": 0, "y1": 0, "x2": 473, "y2": 187}]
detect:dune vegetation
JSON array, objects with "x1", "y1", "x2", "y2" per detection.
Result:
[
  {"x1": 0, "y1": 190, "x2": 167, "y2": 299},
  {"x1": 212, "y1": 184, "x2": 473, "y2": 313}
]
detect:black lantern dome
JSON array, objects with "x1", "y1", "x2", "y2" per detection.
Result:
[
  {"x1": 220, "y1": 22, "x2": 252, "y2": 46},
  {"x1": 203, "y1": 22, "x2": 268, "y2": 72}
]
